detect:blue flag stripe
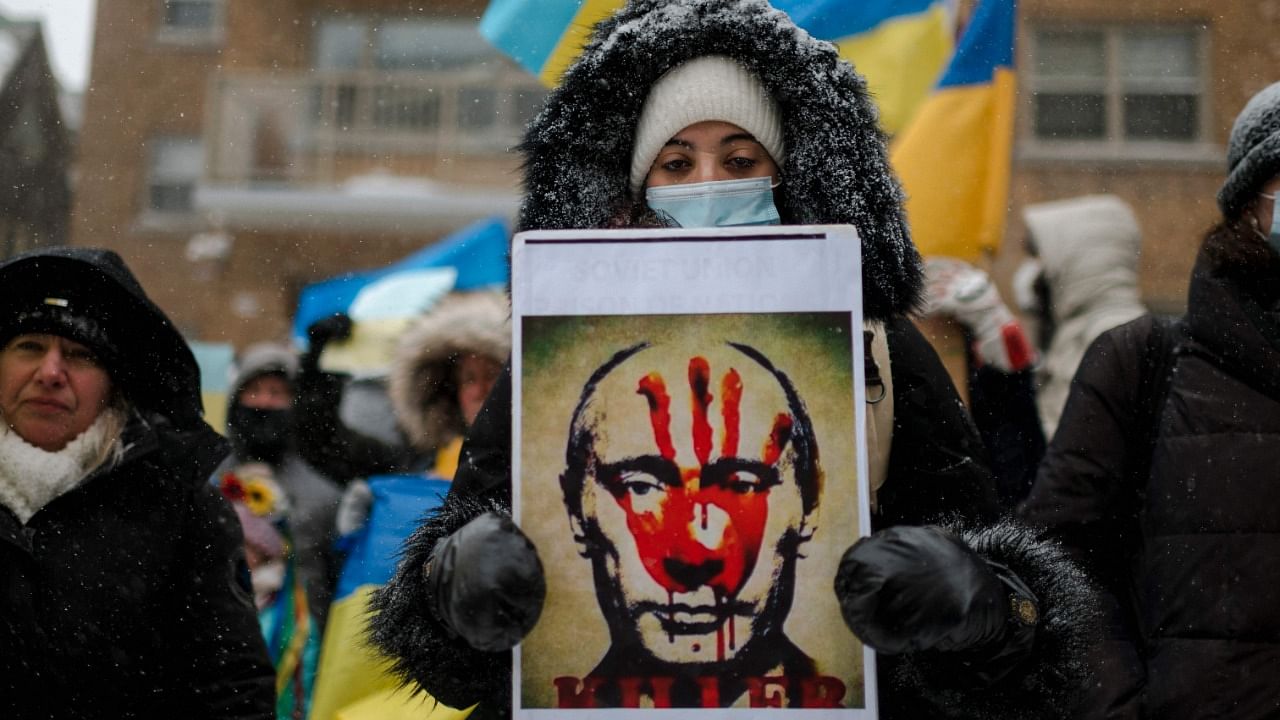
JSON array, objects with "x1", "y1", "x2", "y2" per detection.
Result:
[
  {"x1": 771, "y1": 0, "x2": 940, "y2": 39},
  {"x1": 479, "y1": 0, "x2": 584, "y2": 74},
  {"x1": 937, "y1": 0, "x2": 1015, "y2": 87}
]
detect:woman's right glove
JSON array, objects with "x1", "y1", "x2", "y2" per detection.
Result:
[
  {"x1": 425, "y1": 511, "x2": 546, "y2": 653},
  {"x1": 835, "y1": 525, "x2": 1039, "y2": 684}
]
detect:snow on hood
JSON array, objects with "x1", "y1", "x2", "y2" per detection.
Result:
[{"x1": 517, "y1": 0, "x2": 923, "y2": 321}]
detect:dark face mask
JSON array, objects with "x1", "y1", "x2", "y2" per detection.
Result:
[{"x1": 228, "y1": 404, "x2": 293, "y2": 464}]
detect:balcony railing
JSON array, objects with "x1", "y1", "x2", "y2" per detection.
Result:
[{"x1": 205, "y1": 67, "x2": 547, "y2": 186}]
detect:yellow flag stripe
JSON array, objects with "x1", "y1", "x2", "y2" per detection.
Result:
[
  {"x1": 890, "y1": 66, "x2": 1016, "y2": 261},
  {"x1": 835, "y1": 3, "x2": 954, "y2": 136},
  {"x1": 539, "y1": 0, "x2": 625, "y2": 87},
  {"x1": 311, "y1": 586, "x2": 472, "y2": 720}
]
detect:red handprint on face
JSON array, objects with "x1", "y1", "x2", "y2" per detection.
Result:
[{"x1": 612, "y1": 356, "x2": 794, "y2": 603}]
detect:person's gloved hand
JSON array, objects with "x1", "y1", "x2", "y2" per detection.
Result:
[
  {"x1": 924, "y1": 258, "x2": 1036, "y2": 373},
  {"x1": 835, "y1": 525, "x2": 1032, "y2": 656},
  {"x1": 335, "y1": 479, "x2": 373, "y2": 537},
  {"x1": 302, "y1": 313, "x2": 354, "y2": 372},
  {"x1": 425, "y1": 511, "x2": 546, "y2": 653}
]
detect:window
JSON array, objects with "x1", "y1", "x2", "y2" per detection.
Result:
[
  {"x1": 147, "y1": 137, "x2": 204, "y2": 214},
  {"x1": 157, "y1": 0, "x2": 225, "y2": 45},
  {"x1": 1024, "y1": 25, "x2": 1212, "y2": 160},
  {"x1": 313, "y1": 19, "x2": 496, "y2": 72},
  {"x1": 308, "y1": 16, "x2": 548, "y2": 152}
]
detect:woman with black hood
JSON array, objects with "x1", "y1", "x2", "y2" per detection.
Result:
[
  {"x1": 370, "y1": 2, "x2": 1095, "y2": 718},
  {"x1": 0, "y1": 247, "x2": 274, "y2": 718}
]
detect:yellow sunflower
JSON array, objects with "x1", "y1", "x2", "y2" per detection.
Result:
[{"x1": 241, "y1": 477, "x2": 278, "y2": 516}]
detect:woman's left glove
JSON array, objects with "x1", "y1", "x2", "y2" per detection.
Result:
[
  {"x1": 425, "y1": 511, "x2": 546, "y2": 653},
  {"x1": 835, "y1": 525, "x2": 1039, "y2": 682}
]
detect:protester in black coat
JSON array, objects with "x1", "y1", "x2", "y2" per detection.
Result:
[
  {"x1": 370, "y1": 2, "x2": 1096, "y2": 719},
  {"x1": 1022, "y1": 80, "x2": 1280, "y2": 720},
  {"x1": 0, "y1": 247, "x2": 274, "y2": 719}
]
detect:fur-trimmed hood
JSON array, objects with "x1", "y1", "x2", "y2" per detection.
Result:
[
  {"x1": 518, "y1": 0, "x2": 923, "y2": 321},
  {"x1": 389, "y1": 291, "x2": 510, "y2": 452}
]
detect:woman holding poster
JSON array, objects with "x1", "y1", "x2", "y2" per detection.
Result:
[{"x1": 369, "y1": 1, "x2": 1097, "y2": 719}]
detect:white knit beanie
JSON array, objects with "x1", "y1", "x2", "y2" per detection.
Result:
[{"x1": 629, "y1": 56, "x2": 785, "y2": 196}]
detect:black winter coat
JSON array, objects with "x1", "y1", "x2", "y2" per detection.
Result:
[
  {"x1": 1021, "y1": 225, "x2": 1280, "y2": 719},
  {"x1": 370, "y1": 322, "x2": 1095, "y2": 720},
  {"x1": 0, "y1": 415, "x2": 275, "y2": 719},
  {"x1": 0, "y1": 246, "x2": 273, "y2": 719},
  {"x1": 367, "y1": 1, "x2": 1096, "y2": 717}
]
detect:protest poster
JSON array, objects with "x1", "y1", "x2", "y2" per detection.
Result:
[{"x1": 511, "y1": 226, "x2": 876, "y2": 718}]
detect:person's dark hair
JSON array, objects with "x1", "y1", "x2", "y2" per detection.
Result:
[
  {"x1": 559, "y1": 341, "x2": 822, "y2": 525},
  {"x1": 1200, "y1": 216, "x2": 1280, "y2": 305}
]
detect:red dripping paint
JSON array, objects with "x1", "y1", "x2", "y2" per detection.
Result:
[
  {"x1": 720, "y1": 368, "x2": 742, "y2": 458},
  {"x1": 637, "y1": 373, "x2": 675, "y2": 460},
  {"x1": 762, "y1": 413, "x2": 794, "y2": 466},
  {"x1": 688, "y1": 357, "x2": 713, "y2": 465},
  {"x1": 615, "y1": 357, "x2": 774, "y2": 605}
]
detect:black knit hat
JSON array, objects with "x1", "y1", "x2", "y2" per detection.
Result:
[
  {"x1": 0, "y1": 298, "x2": 121, "y2": 371},
  {"x1": 1218, "y1": 81, "x2": 1280, "y2": 219},
  {"x1": 0, "y1": 247, "x2": 204, "y2": 428}
]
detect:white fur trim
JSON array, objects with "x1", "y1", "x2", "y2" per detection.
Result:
[
  {"x1": 629, "y1": 56, "x2": 785, "y2": 196},
  {"x1": 0, "y1": 412, "x2": 118, "y2": 524},
  {"x1": 389, "y1": 290, "x2": 510, "y2": 451}
]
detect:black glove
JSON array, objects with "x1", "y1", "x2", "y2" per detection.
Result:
[
  {"x1": 425, "y1": 511, "x2": 546, "y2": 653},
  {"x1": 302, "y1": 313, "x2": 354, "y2": 372},
  {"x1": 835, "y1": 525, "x2": 1037, "y2": 662}
]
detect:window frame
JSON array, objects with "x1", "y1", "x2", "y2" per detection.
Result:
[
  {"x1": 143, "y1": 135, "x2": 205, "y2": 219},
  {"x1": 1019, "y1": 22, "x2": 1218, "y2": 164},
  {"x1": 155, "y1": 0, "x2": 226, "y2": 48},
  {"x1": 306, "y1": 13, "x2": 548, "y2": 155}
]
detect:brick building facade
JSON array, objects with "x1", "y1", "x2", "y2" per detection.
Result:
[
  {"x1": 1006, "y1": 0, "x2": 1278, "y2": 312},
  {"x1": 71, "y1": 0, "x2": 1276, "y2": 346},
  {"x1": 72, "y1": 0, "x2": 532, "y2": 346}
]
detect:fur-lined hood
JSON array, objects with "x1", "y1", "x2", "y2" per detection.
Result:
[
  {"x1": 517, "y1": 0, "x2": 923, "y2": 321},
  {"x1": 389, "y1": 291, "x2": 510, "y2": 452}
]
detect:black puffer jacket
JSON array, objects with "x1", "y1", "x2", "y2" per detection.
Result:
[
  {"x1": 1021, "y1": 224, "x2": 1280, "y2": 719},
  {"x1": 372, "y1": 320, "x2": 1095, "y2": 720},
  {"x1": 0, "y1": 248, "x2": 273, "y2": 718},
  {"x1": 370, "y1": 1, "x2": 1095, "y2": 718},
  {"x1": 1, "y1": 417, "x2": 274, "y2": 719}
]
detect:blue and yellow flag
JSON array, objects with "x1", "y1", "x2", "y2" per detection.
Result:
[
  {"x1": 292, "y1": 217, "x2": 509, "y2": 377},
  {"x1": 480, "y1": 0, "x2": 955, "y2": 135},
  {"x1": 309, "y1": 476, "x2": 471, "y2": 720},
  {"x1": 891, "y1": 0, "x2": 1017, "y2": 261}
]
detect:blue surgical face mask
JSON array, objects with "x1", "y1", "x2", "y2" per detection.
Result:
[
  {"x1": 644, "y1": 176, "x2": 781, "y2": 228},
  {"x1": 1261, "y1": 192, "x2": 1280, "y2": 255}
]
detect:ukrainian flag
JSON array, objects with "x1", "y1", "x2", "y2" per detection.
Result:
[
  {"x1": 308, "y1": 475, "x2": 470, "y2": 720},
  {"x1": 291, "y1": 217, "x2": 509, "y2": 378},
  {"x1": 890, "y1": 0, "x2": 1017, "y2": 261},
  {"x1": 480, "y1": 0, "x2": 956, "y2": 134}
]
